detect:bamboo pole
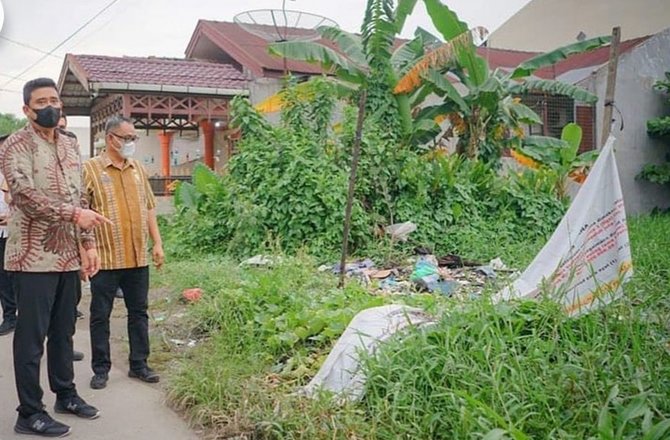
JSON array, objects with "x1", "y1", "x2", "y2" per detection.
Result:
[
  {"x1": 338, "y1": 90, "x2": 368, "y2": 288},
  {"x1": 601, "y1": 26, "x2": 621, "y2": 147}
]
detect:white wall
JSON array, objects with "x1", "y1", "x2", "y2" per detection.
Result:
[
  {"x1": 489, "y1": 0, "x2": 670, "y2": 51},
  {"x1": 578, "y1": 28, "x2": 670, "y2": 214}
]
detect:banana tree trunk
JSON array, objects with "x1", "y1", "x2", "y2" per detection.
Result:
[{"x1": 338, "y1": 90, "x2": 368, "y2": 288}]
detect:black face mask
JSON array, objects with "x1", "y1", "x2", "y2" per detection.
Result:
[{"x1": 31, "y1": 106, "x2": 61, "y2": 128}]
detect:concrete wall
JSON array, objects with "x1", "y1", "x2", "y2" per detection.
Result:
[
  {"x1": 489, "y1": 0, "x2": 670, "y2": 51},
  {"x1": 92, "y1": 129, "x2": 229, "y2": 175},
  {"x1": 248, "y1": 76, "x2": 283, "y2": 125},
  {"x1": 577, "y1": 28, "x2": 670, "y2": 214},
  {"x1": 67, "y1": 125, "x2": 91, "y2": 160}
]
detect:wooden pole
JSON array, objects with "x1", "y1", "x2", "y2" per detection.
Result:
[
  {"x1": 600, "y1": 26, "x2": 621, "y2": 147},
  {"x1": 338, "y1": 90, "x2": 368, "y2": 288}
]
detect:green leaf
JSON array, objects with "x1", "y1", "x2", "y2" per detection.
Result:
[
  {"x1": 453, "y1": 390, "x2": 530, "y2": 440},
  {"x1": 561, "y1": 123, "x2": 582, "y2": 150},
  {"x1": 394, "y1": 0, "x2": 419, "y2": 33},
  {"x1": 192, "y1": 163, "x2": 220, "y2": 195},
  {"x1": 410, "y1": 83, "x2": 434, "y2": 108},
  {"x1": 483, "y1": 429, "x2": 508, "y2": 440},
  {"x1": 642, "y1": 419, "x2": 670, "y2": 440},
  {"x1": 620, "y1": 396, "x2": 649, "y2": 423},
  {"x1": 319, "y1": 26, "x2": 367, "y2": 67},
  {"x1": 466, "y1": 52, "x2": 490, "y2": 87},
  {"x1": 647, "y1": 116, "x2": 670, "y2": 137},
  {"x1": 414, "y1": 102, "x2": 457, "y2": 123},
  {"x1": 597, "y1": 408, "x2": 615, "y2": 440},
  {"x1": 511, "y1": 35, "x2": 611, "y2": 78},
  {"x1": 422, "y1": 68, "x2": 468, "y2": 113},
  {"x1": 509, "y1": 102, "x2": 542, "y2": 125},
  {"x1": 524, "y1": 136, "x2": 569, "y2": 149},
  {"x1": 423, "y1": 0, "x2": 468, "y2": 40},
  {"x1": 422, "y1": 0, "x2": 488, "y2": 87},
  {"x1": 269, "y1": 41, "x2": 366, "y2": 80},
  {"x1": 509, "y1": 79, "x2": 598, "y2": 104},
  {"x1": 560, "y1": 123, "x2": 583, "y2": 165},
  {"x1": 391, "y1": 35, "x2": 427, "y2": 75},
  {"x1": 174, "y1": 181, "x2": 199, "y2": 210},
  {"x1": 414, "y1": 26, "x2": 441, "y2": 47},
  {"x1": 396, "y1": 92, "x2": 414, "y2": 136}
]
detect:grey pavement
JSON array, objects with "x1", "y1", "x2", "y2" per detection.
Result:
[{"x1": 0, "y1": 311, "x2": 199, "y2": 439}]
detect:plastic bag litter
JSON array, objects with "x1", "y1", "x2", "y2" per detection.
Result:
[
  {"x1": 384, "y1": 222, "x2": 417, "y2": 241},
  {"x1": 300, "y1": 305, "x2": 435, "y2": 401}
]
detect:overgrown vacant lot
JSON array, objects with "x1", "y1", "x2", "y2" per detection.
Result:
[{"x1": 152, "y1": 214, "x2": 670, "y2": 439}]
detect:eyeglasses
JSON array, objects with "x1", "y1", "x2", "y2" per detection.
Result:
[{"x1": 109, "y1": 132, "x2": 139, "y2": 142}]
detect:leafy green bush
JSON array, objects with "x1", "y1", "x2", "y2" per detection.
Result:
[
  {"x1": 639, "y1": 72, "x2": 670, "y2": 185},
  {"x1": 166, "y1": 78, "x2": 567, "y2": 262}
]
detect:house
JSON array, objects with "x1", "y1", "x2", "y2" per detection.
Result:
[
  {"x1": 58, "y1": 54, "x2": 248, "y2": 186},
  {"x1": 184, "y1": 19, "x2": 337, "y2": 106},
  {"x1": 487, "y1": 0, "x2": 670, "y2": 213},
  {"x1": 577, "y1": 28, "x2": 670, "y2": 214},
  {"x1": 472, "y1": 37, "x2": 650, "y2": 153},
  {"x1": 57, "y1": 19, "x2": 670, "y2": 212},
  {"x1": 488, "y1": 0, "x2": 670, "y2": 52}
]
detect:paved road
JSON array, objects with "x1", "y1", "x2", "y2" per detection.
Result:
[{"x1": 0, "y1": 297, "x2": 199, "y2": 439}]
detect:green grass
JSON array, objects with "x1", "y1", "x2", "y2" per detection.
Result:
[
  {"x1": 362, "y1": 214, "x2": 670, "y2": 439},
  {"x1": 153, "y1": 214, "x2": 670, "y2": 439}
]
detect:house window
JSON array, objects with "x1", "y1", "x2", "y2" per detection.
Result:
[{"x1": 518, "y1": 93, "x2": 575, "y2": 138}]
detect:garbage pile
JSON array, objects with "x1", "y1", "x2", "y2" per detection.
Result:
[{"x1": 320, "y1": 251, "x2": 515, "y2": 298}]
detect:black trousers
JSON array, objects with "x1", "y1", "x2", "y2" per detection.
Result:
[
  {"x1": 0, "y1": 237, "x2": 16, "y2": 323},
  {"x1": 90, "y1": 267, "x2": 150, "y2": 375},
  {"x1": 13, "y1": 271, "x2": 78, "y2": 417}
]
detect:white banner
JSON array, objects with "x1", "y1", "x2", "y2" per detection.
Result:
[{"x1": 495, "y1": 136, "x2": 633, "y2": 315}]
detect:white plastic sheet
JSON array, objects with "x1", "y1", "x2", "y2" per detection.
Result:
[
  {"x1": 495, "y1": 136, "x2": 633, "y2": 315},
  {"x1": 300, "y1": 305, "x2": 434, "y2": 400}
]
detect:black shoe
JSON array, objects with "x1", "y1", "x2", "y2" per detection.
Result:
[
  {"x1": 54, "y1": 395, "x2": 100, "y2": 419},
  {"x1": 128, "y1": 367, "x2": 160, "y2": 383},
  {"x1": 73, "y1": 350, "x2": 84, "y2": 362},
  {"x1": 90, "y1": 373, "x2": 108, "y2": 390},
  {"x1": 0, "y1": 319, "x2": 16, "y2": 335},
  {"x1": 14, "y1": 411, "x2": 71, "y2": 437},
  {"x1": 76, "y1": 309, "x2": 84, "y2": 319}
]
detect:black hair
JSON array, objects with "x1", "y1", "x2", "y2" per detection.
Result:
[{"x1": 23, "y1": 77, "x2": 58, "y2": 106}]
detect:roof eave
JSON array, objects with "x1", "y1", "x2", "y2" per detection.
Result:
[{"x1": 89, "y1": 81, "x2": 249, "y2": 97}]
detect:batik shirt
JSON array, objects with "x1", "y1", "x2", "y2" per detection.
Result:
[
  {"x1": 83, "y1": 152, "x2": 156, "y2": 270},
  {"x1": 0, "y1": 124, "x2": 95, "y2": 272}
]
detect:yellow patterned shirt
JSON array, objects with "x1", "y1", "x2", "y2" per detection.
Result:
[{"x1": 83, "y1": 152, "x2": 156, "y2": 270}]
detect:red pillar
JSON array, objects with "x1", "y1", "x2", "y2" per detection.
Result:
[
  {"x1": 200, "y1": 120, "x2": 215, "y2": 169},
  {"x1": 157, "y1": 131, "x2": 174, "y2": 177}
]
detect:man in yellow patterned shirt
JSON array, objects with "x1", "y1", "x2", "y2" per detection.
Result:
[{"x1": 83, "y1": 115, "x2": 164, "y2": 390}]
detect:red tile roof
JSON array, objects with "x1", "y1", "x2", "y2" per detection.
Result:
[
  {"x1": 187, "y1": 21, "x2": 651, "y2": 83},
  {"x1": 187, "y1": 20, "x2": 340, "y2": 76},
  {"x1": 478, "y1": 35, "x2": 650, "y2": 79},
  {"x1": 68, "y1": 54, "x2": 248, "y2": 89}
]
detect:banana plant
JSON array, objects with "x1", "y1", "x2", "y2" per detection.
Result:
[
  {"x1": 393, "y1": 0, "x2": 610, "y2": 161},
  {"x1": 514, "y1": 123, "x2": 599, "y2": 197},
  {"x1": 266, "y1": 0, "x2": 452, "y2": 142}
]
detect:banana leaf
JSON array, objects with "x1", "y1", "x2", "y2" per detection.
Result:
[
  {"x1": 511, "y1": 36, "x2": 611, "y2": 79},
  {"x1": 509, "y1": 79, "x2": 598, "y2": 104}
]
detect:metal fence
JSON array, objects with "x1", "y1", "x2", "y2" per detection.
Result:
[{"x1": 148, "y1": 176, "x2": 192, "y2": 196}]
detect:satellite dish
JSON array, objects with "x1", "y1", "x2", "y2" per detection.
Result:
[{"x1": 233, "y1": 1, "x2": 338, "y2": 43}]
